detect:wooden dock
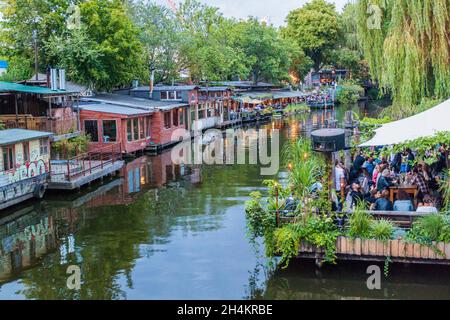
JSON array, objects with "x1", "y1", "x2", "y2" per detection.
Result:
[
  {"x1": 48, "y1": 143, "x2": 124, "y2": 190},
  {"x1": 48, "y1": 160, "x2": 124, "y2": 190},
  {"x1": 298, "y1": 237, "x2": 450, "y2": 265}
]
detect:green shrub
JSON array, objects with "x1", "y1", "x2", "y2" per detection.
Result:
[
  {"x1": 407, "y1": 214, "x2": 450, "y2": 243},
  {"x1": 370, "y1": 219, "x2": 395, "y2": 241},
  {"x1": 347, "y1": 202, "x2": 373, "y2": 238},
  {"x1": 336, "y1": 83, "x2": 364, "y2": 104}
]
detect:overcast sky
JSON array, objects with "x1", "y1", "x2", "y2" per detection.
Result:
[{"x1": 154, "y1": 0, "x2": 351, "y2": 26}]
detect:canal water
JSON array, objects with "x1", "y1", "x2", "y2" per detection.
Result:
[{"x1": 0, "y1": 102, "x2": 449, "y2": 300}]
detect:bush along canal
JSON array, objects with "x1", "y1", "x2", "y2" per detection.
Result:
[{"x1": 0, "y1": 107, "x2": 449, "y2": 300}]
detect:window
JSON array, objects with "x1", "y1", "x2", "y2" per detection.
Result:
[
  {"x1": 164, "y1": 112, "x2": 171, "y2": 129},
  {"x1": 146, "y1": 117, "x2": 152, "y2": 137},
  {"x1": 102, "y1": 120, "x2": 117, "y2": 142},
  {"x1": 127, "y1": 119, "x2": 133, "y2": 141},
  {"x1": 139, "y1": 118, "x2": 145, "y2": 140},
  {"x1": 133, "y1": 118, "x2": 139, "y2": 141},
  {"x1": 23, "y1": 142, "x2": 29, "y2": 162},
  {"x1": 173, "y1": 109, "x2": 179, "y2": 127},
  {"x1": 39, "y1": 139, "x2": 49, "y2": 156},
  {"x1": 179, "y1": 108, "x2": 185, "y2": 126},
  {"x1": 161, "y1": 91, "x2": 181, "y2": 101},
  {"x1": 2, "y1": 145, "x2": 14, "y2": 171},
  {"x1": 84, "y1": 120, "x2": 99, "y2": 142},
  {"x1": 207, "y1": 103, "x2": 214, "y2": 118},
  {"x1": 198, "y1": 104, "x2": 205, "y2": 119}
]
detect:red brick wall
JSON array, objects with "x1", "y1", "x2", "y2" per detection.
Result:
[{"x1": 150, "y1": 108, "x2": 188, "y2": 147}]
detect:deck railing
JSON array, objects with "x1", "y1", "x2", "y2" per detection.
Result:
[
  {"x1": 50, "y1": 143, "x2": 122, "y2": 183},
  {"x1": 0, "y1": 115, "x2": 78, "y2": 135}
]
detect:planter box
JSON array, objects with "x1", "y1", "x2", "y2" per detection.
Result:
[{"x1": 299, "y1": 237, "x2": 450, "y2": 262}]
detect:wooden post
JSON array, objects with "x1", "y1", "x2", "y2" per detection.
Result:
[
  {"x1": 14, "y1": 94, "x2": 18, "y2": 125},
  {"x1": 67, "y1": 160, "x2": 71, "y2": 182},
  {"x1": 89, "y1": 154, "x2": 92, "y2": 174},
  {"x1": 276, "y1": 187, "x2": 280, "y2": 227}
]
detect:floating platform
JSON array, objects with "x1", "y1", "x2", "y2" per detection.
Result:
[
  {"x1": 297, "y1": 237, "x2": 450, "y2": 266},
  {"x1": 48, "y1": 160, "x2": 124, "y2": 190}
]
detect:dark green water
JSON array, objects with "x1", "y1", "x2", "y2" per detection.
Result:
[{"x1": 0, "y1": 103, "x2": 449, "y2": 300}]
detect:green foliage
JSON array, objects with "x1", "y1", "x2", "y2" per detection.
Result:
[
  {"x1": 44, "y1": 28, "x2": 104, "y2": 89},
  {"x1": 356, "y1": 0, "x2": 450, "y2": 106},
  {"x1": 347, "y1": 202, "x2": 373, "y2": 238},
  {"x1": 0, "y1": 55, "x2": 33, "y2": 81},
  {"x1": 439, "y1": 170, "x2": 450, "y2": 212},
  {"x1": 370, "y1": 219, "x2": 395, "y2": 242},
  {"x1": 284, "y1": 0, "x2": 339, "y2": 71},
  {"x1": 283, "y1": 104, "x2": 309, "y2": 114},
  {"x1": 407, "y1": 214, "x2": 450, "y2": 244},
  {"x1": 358, "y1": 116, "x2": 392, "y2": 143},
  {"x1": 336, "y1": 82, "x2": 364, "y2": 104},
  {"x1": 282, "y1": 138, "x2": 326, "y2": 207},
  {"x1": 274, "y1": 215, "x2": 341, "y2": 267},
  {"x1": 52, "y1": 134, "x2": 90, "y2": 159},
  {"x1": 381, "y1": 98, "x2": 444, "y2": 121}
]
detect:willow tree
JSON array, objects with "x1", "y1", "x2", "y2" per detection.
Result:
[{"x1": 356, "y1": 0, "x2": 450, "y2": 107}]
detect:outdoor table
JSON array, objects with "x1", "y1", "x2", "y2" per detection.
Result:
[{"x1": 389, "y1": 185, "x2": 418, "y2": 205}]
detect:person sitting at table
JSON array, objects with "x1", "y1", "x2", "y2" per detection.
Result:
[
  {"x1": 377, "y1": 169, "x2": 392, "y2": 192},
  {"x1": 393, "y1": 190, "x2": 414, "y2": 212},
  {"x1": 409, "y1": 167, "x2": 430, "y2": 202},
  {"x1": 416, "y1": 195, "x2": 438, "y2": 214},
  {"x1": 373, "y1": 190, "x2": 393, "y2": 211}
]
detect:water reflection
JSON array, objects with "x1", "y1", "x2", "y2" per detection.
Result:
[{"x1": 0, "y1": 102, "x2": 448, "y2": 300}]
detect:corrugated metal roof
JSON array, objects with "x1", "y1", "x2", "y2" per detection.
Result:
[
  {"x1": 132, "y1": 85, "x2": 199, "y2": 92},
  {"x1": 0, "y1": 81, "x2": 78, "y2": 95},
  {"x1": 81, "y1": 93, "x2": 188, "y2": 112},
  {"x1": 78, "y1": 103, "x2": 153, "y2": 116},
  {"x1": 0, "y1": 129, "x2": 53, "y2": 146},
  {"x1": 198, "y1": 86, "x2": 231, "y2": 92},
  {"x1": 0, "y1": 60, "x2": 8, "y2": 69}
]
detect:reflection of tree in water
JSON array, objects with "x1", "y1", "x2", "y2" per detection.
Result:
[
  {"x1": 249, "y1": 259, "x2": 450, "y2": 300},
  {"x1": 9, "y1": 154, "x2": 270, "y2": 299}
]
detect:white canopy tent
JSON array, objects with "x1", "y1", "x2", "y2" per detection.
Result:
[{"x1": 359, "y1": 98, "x2": 450, "y2": 147}]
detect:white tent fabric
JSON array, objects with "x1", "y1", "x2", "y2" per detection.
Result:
[{"x1": 359, "y1": 98, "x2": 450, "y2": 147}]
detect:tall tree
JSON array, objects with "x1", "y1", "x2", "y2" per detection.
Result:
[
  {"x1": 284, "y1": 0, "x2": 339, "y2": 71},
  {"x1": 234, "y1": 18, "x2": 292, "y2": 84},
  {"x1": 128, "y1": 1, "x2": 182, "y2": 83},
  {"x1": 356, "y1": 0, "x2": 450, "y2": 106}
]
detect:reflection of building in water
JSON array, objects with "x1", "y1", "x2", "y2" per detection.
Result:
[
  {"x1": 79, "y1": 153, "x2": 200, "y2": 207},
  {"x1": 0, "y1": 205, "x2": 57, "y2": 282}
]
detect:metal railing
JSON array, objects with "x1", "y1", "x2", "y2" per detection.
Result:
[{"x1": 50, "y1": 143, "x2": 122, "y2": 183}]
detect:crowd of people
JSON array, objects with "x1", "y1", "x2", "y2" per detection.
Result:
[{"x1": 333, "y1": 145, "x2": 449, "y2": 213}]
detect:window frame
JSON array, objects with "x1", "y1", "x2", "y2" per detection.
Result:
[
  {"x1": 84, "y1": 119, "x2": 99, "y2": 142},
  {"x1": 164, "y1": 112, "x2": 171, "y2": 129},
  {"x1": 23, "y1": 141, "x2": 30, "y2": 163},
  {"x1": 39, "y1": 138, "x2": 49, "y2": 157},
  {"x1": 102, "y1": 119, "x2": 117, "y2": 143},
  {"x1": 2, "y1": 145, "x2": 15, "y2": 172}
]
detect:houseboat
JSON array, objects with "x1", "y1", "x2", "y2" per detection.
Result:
[
  {"x1": 78, "y1": 102, "x2": 153, "y2": 154},
  {"x1": 80, "y1": 93, "x2": 190, "y2": 152},
  {"x1": 0, "y1": 129, "x2": 53, "y2": 210},
  {"x1": 0, "y1": 81, "x2": 81, "y2": 141}
]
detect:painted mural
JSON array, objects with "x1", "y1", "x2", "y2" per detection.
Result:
[{"x1": 0, "y1": 139, "x2": 50, "y2": 204}]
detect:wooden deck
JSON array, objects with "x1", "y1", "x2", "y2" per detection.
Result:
[
  {"x1": 48, "y1": 160, "x2": 124, "y2": 190},
  {"x1": 298, "y1": 237, "x2": 450, "y2": 265}
]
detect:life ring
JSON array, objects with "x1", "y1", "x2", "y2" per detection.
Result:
[{"x1": 34, "y1": 184, "x2": 46, "y2": 199}]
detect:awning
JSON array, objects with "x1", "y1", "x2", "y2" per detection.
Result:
[
  {"x1": 0, "y1": 81, "x2": 78, "y2": 95},
  {"x1": 359, "y1": 98, "x2": 450, "y2": 147}
]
